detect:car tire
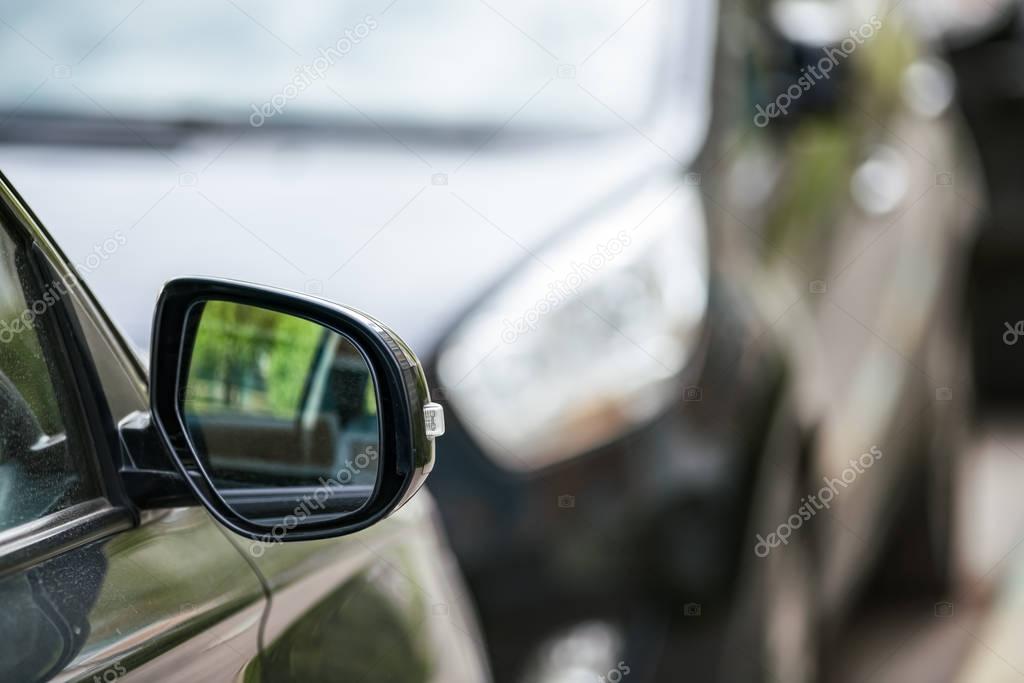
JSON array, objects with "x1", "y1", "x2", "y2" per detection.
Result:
[{"x1": 871, "y1": 392, "x2": 962, "y2": 598}]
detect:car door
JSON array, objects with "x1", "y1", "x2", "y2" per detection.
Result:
[
  {"x1": 712, "y1": 0, "x2": 975, "y2": 616},
  {"x1": 0, "y1": 175, "x2": 267, "y2": 682},
  {"x1": 243, "y1": 494, "x2": 491, "y2": 682}
]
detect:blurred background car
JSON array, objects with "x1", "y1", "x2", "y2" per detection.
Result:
[
  {"x1": 936, "y1": 0, "x2": 1024, "y2": 407},
  {"x1": 5, "y1": 0, "x2": 1024, "y2": 681},
  {"x1": 705, "y1": 0, "x2": 980, "y2": 678}
]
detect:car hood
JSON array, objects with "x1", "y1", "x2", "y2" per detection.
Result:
[{"x1": 1, "y1": 130, "x2": 692, "y2": 361}]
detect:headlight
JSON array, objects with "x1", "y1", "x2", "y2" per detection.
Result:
[{"x1": 437, "y1": 181, "x2": 709, "y2": 469}]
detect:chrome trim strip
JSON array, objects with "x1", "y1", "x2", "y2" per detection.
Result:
[{"x1": 0, "y1": 499, "x2": 132, "y2": 576}]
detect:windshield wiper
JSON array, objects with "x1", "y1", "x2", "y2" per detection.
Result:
[{"x1": 0, "y1": 109, "x2": 230, "y2": 148}]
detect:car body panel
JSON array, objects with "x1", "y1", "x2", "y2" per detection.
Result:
[
  {"x1": 44, "y1": 509, "x2": 264, "y2": 683},
  {"x1": 712, "y1": 0, "x2": 978, "y2": 623},
  {"x1": 2, "y1": 132, "x2": 685, "y2": 360},
  {"x1": 251, "y1": 494, "x2": 490, "y2": 682}
]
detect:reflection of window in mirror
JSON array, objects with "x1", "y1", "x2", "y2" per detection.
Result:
[
  {"x1": 297, "y1": 333, "x2": 380, "y2": 483},
  {"x1": 182, "y1": 301, "x2": 380, "y2": 490}
]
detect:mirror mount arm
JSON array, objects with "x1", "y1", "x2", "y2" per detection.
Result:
[{"x1": 117, "y1": 410, "x2": 197, "y2": 509}]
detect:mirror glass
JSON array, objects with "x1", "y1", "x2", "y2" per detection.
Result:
[{"x1": 181, "y1": 300, "x2": 380, "y2": 528}]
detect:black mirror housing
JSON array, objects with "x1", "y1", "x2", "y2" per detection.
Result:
[{"x1": 147, "y1": 277, "x2": 439, "y2": 543}]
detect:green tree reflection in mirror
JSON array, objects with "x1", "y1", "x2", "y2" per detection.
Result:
[{"x1": 183, "y1": 301, "x2": 380, "y2": 513}]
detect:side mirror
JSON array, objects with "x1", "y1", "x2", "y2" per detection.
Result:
[{"x1": 148, "y1": 277, "x2": 443, "y2": 543}]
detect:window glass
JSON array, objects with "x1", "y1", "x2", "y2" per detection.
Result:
[{"x1": 0, "y1": 226, "x2": 94, "y2": 532}]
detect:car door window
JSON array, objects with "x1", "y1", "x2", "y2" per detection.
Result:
[{"x1": 0, "y1": 225, "x2": 95, "y2": 532}]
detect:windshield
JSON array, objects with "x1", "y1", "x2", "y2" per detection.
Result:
[{"x1": 0, "y1": 0, "x2": 667, "y2": 131}]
